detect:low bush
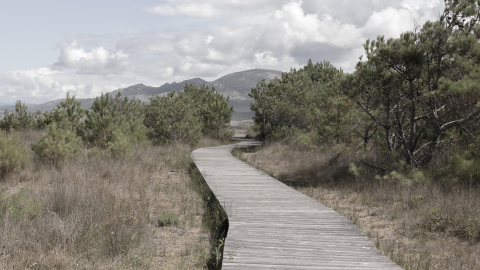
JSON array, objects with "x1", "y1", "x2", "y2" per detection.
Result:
[
  {"x1": 0, "y1": 188, "x2": 43, "y2": 221},
  {"x1": 422, "y1": 207, "x2": 480, "y2": 243},
  {"x1": 31, "y1": 122, "x2": 83, "y2": 165},
  {"x1": 157, "y1": 213, "x2": 181, "y2": 227},
  {"x1": 444, "y1": 150, "x2": 480, "y2": 186},
  {"x1": 0, "y1": 130, "x2": 31, "y2": 178}
]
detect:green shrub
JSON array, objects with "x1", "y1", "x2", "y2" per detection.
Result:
[
  {"x1": 157, "y1": 213, "x2": 180, "y2": 227},
  {"x1": 114, "y1": 94, "x2": 146, "y2": 122},
  {"x1": 245, "y1": 124, "x2": 258, "y2": 139},
  {"x1": 249, "y1": 60, "x2": 347, "y2": 143},
  {"x1": 34, "y1": 110, "x2": 54, "y2": 129},
  {"x1": 101, "y1": 119, "x2": 149, "y2": 158},
  {"x1": 382, "y1": 168, "x2": 431, "y2": 185},
  {"x1": 292, "y1": 132, "x2": 318, "y2": 150},
  {"x1": 31, "y1": 122, "x2": 83, "y2": 165},
  {"x1": 147, "y1": 91, "x2": 202, "y2": 146},
  {"x1": 0, "y1": 130, "x2": 31, "y2": 178},
  {"x1": 106, "y1": 130, "x2": 131, "y2": 157},
  {"x1": 85, "y1": 93, "x2": 147, "y2": 156},
  {"x1": 121, "y1": 119, "x2": 148, "y2": 146},
  {"x1": 0, "y1": 101, "x2": 35, "y2": 132},
  {"x1": 445, "y1": 150, "x2": 480, "y2": 185},
  {"x1": 145, "y1": 84, "x2": 234, "y2": 145},
  {"x1": 85, "y1": 93, "x2": 120, "y2": 148},
  {"x1": 0, "y1": 188, "x2": 43, "y2": 221},
  {"x1": 184, "y1": 83, "x2": 234, "y2": 140},
  {"x1": 51, "y1": 92, "x2": 86, "y2": 138}
]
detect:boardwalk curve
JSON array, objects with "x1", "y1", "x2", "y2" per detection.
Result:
[{"x1": 191, "y1": 134, "x2": 402, "y2": 269}]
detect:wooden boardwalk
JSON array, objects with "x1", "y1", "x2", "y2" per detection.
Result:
[{"x1": 191, "y1": 134, "x2": 402, "y2": 269}]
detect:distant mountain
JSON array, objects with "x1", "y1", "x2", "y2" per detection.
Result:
[
  {"x1": 109, "y1": 77, "x2": 208, "y2": 103},
  {"x1": 0, "y1": 69, "x2": 283, "y2": 121},
  {"x1": 108, "y1": 69, "x2": 282, "y2": 113}
]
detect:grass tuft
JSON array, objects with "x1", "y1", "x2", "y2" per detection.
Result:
[{"x1": 157, "y1": 213, "x2": 181, "y2": 227}]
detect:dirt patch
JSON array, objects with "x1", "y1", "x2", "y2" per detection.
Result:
[{"x1": 134, "y1": 171, "x2": 210, "y2": 269}]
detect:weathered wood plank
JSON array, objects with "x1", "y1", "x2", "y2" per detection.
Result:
[{"x1": 191, "y1": 134, "x2": 403, "y2": 269}]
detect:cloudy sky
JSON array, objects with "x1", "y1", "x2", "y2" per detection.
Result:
[{"x1": 0, "y1": 0, "x2": 445, "y2": 104}]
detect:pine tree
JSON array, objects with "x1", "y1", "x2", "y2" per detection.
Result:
[
  {"x1": 85, "y1": 93, "x2": 119, "y2": 149},
  {"x1": 145, "y1": 83, "x2": 234, "y2": 145},
  {"x1": 249, "y1": 60, "x2": 346, "y2": 144},
  {"x1": 31, "y1": 121, "x2": 83, "y2": 165},
  {"x1": 49, "y1": 92, "x2": 87, "y2": 138},
  {"x1": 344, "y1": 0, "x2": 480, "y2": 166},
  {"x1": 0, "y1": 101, "x2": 35, "y2": 132},
  {"x1": 201, "y1": 92, "x2": 234, "y2": 140},
  {"x1": 114, "y1": 93, "x2": 146, "y2": 122},
  {"x1": 184, "y1": 83, "x2": 234, "y2": 140},
  {"x1": 85, "y1": 93, "x2": 147, "y2": 156},
  {"x1": 148, "y1": 91, "x2": 202, "y2": 146}
]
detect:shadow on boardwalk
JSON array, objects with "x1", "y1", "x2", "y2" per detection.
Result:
[{"x1": 192, "y1": 134, "x2": 402, "y2": 269}]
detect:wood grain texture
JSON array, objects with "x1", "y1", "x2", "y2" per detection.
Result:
[{"x1": 192, "y1": 134, "x2": 403, "y2": 269}]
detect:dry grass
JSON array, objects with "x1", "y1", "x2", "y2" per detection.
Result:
[
  {"x1": 233, "y1": 142, "x2": 480, "y2": 270},
  {"x1": 0, "y1": 129, "x2": 228, "y2": 269}
]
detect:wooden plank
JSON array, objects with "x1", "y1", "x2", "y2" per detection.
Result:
[{"x1": 192, "y1": 134, "x2": 403, "y2": 269}]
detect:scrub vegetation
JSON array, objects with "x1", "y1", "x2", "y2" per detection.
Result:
[
  {"x1": 0, "y1": 83, "x2": 233, "y2": 269},
  {"x1": 3, "y1": 1, "x2": 480, "y2": 269}
]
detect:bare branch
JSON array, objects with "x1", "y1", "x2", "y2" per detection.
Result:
[
  {"x1": 440, "y1": 109, "x2": 480, "y2": 130},
  {"x1": 360, "y1": 160, "x2": 392, "y2": 172},
  {"x1": 353, "y1": 99, "x2": 387, "y2": 128}
]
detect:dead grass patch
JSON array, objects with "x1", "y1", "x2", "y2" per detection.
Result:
[{"x1": 0, "y1": 130, "x2": 227, "y2": 269}]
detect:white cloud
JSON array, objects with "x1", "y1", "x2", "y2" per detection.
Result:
[
  {"x1": 96, "y1": 1, "x2": 446, "y2": 81},
  {"x1": 259, "y1": 2, "x2": 362, "y2": 53},
  {"x1": 360, "y1": 0, "x2": 443, "y2": 40},
  {"x1": 147, "y1": 3, "x2": 218, "y2": 17},
  {"x1": 362, "y1": 7, "x2": 417, "y2": 39},
  {"x1": 400, "y1": 0, "x2": 444, "y2": 26},
  {"x1": 0, "y1": 67, "x2": 140, "y2": 104},
  {"x1": 2, "y1": 1, "x2": 448, "y2": 104},
  {"x1": 252, "y1": 51, "x2": 298, "y2": 70},
  {"x1": 401, "y1": 0, "x2": 443, "y2": 12},
  {"x1": 54, "y1": 41, "x2": 129, "y2": 75},
  {"x1": 146, "y1": 0, "x2": 295, "y2": 18},
  {"x1": 0, "y1": 68, "x2": 64, "y2": 104},
  {"x1": 147, "y1": 2, "x2": 366, "y2": 79}
]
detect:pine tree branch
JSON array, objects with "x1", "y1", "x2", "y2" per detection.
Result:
[{"x1": 359, "y1": 160, "x2": 392, "y2": 173}]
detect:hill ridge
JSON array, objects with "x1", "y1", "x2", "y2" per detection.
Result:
[{"x1": 1, "y1": 69, "x2": 282, "y2": 120}]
